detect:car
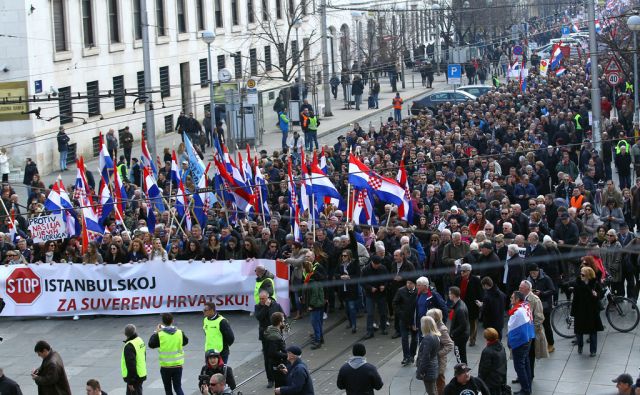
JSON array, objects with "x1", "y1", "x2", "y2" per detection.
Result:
[
  {"x1": 457, "y1": 85, "x2": 494, "y2": 97},
  {"x1": 410, "y1": 90, "x2": 477, "y2": 115}
]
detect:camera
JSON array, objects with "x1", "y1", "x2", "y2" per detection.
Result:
[{"x1": 198, "y1": 374, "x2": 211, "y2": 387}]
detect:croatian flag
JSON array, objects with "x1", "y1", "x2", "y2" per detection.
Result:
[
  {"x1": 176, "y1": 178, "x2": 192, "y2": 231},
  {"x1": 571, "y1": 21, "x2": 580, "y2": 33},
  {"x1": 395, "y1": 159, "x2": 414, "y2": 223},
  {"x1": 171, "y1": 150, "x2": 181, "y2": 188},
  {"x1": 299, "y1": 150, "x2": 312, "y2": 215},
  {"x1": 310, "y1": 151, "x2": 343, "y2": 209},
  {"x1": 507, "y1": 302, "x2": 536, "y2": 349},
  {"x1": 74, "y1": 157, "x2": 92, "y2": 202},
  {"x1": 254, "y1": 157, "x2": 271, "y2": 221},
  {"x1": 143, "y1": 166, "x2": 166, "y2": 212},
  {"x1": 192, "y1": 162, "x2": 215, "y2": 227},
  {"x1": 550, "y1": 43, "x2": 563, "y2": 70},
  {"x1": 45, "y1": 177, "x2": 80, "y2": 237},
  {"x1": 213, "y1": 157, "x2": 255, "y2": 214},
  {"x1": 556, "y1": 67, "x2": 567, "y2": 77},
  {"x1": 348, "y1": 153, "x2": 410, "y2": 222},
  {"x1": 99, "y1": 132, "x2": 114, "y2": 183},
  {"x1": 319, "y1": 147, "x2": 328, "y2": 174},
  {"x1": 519, "y1": 60, "x2": 527, "y2": 93},
  {"x1": 351, "y1": 189, "x2": 377, "y2": 226},
  {"x1": 595, "y1": 19, "x2": 602, "y2": 34},
  {"x1": 98, "y1": 175, "x2": 114, "y2": 226},
  {"x1": 141, "y1": 132, "x2": 157, "y2": 177}
]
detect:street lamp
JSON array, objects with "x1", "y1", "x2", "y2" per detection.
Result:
[
  {"x1": 627, "y1": 15, "x2": 640, "y2": 123},
  {"x1": 293, "y1": 18, "x2": 303, "y2": 104},
  {"x1": 351, "y1": 11, "x2": 363, "y2": 65},
  {"x1": 201, "y1": 30, "x2": 216, "y2": 145},
  {"x1": 432, "y1": 3, "x2": 441, "y2": 75}
]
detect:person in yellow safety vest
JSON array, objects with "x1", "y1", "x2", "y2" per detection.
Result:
[
  {"x1": 117, "y1": 156, "x2": 129, "y2": 182},
  {"x1": 254, "y1": 264, "x2": 276, "y2": 305},
  {"x1": 203, "y1": 302, "x2": 235, "y2": 364},
  {"x1": 121, "y1": 324, "x2": 147, "y2": 395},
  {"x1": 616, "y1": 138, "x2": 631, "y2": 155},
  {"x1": 573, "y1": 113, "x2": 583, "y2": 131},
  {"x1": 148, "y1": 313, "x2": 189, "y2": 395}
]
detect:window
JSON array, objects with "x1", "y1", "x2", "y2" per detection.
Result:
[
  {"x1": 248, "y1": 0, "x2": 255, "y2": 23},
  {"x1": 160, "y1": 66, "x2": 170, "y2": 98},
  {"x1": 292, "y1": 40, "x2": 299, "y2": 66},
  {"x1": 196, "y1": 0, "x2": 205, "y2": 30},
  {"x1": 58, "y1": 87, "x2": 72, "y2": 125},
  {"x1": 52, "y1": 0, "x2": 67, "y2": 52},
  {"x1": 137, "y1": 71, "x2": 146, "y2": 103},
  {"x1": 113, "y1": 75, "x2": 125, "y2": 110},
  {"x1": 87, "y1": 81, "x2": 100, "y2": 116},
  {"x1": 231, "y1": 0, "x2": 239, "y2": 25},
  {"x1": 234, "y1": 52, "x2": 242, "y2": 79},
  {"x1": 199, "y1": 58, "x2": 209, "y2": 87},
  {"x1": 108, "y1": 0, "x2": 120, "y2": 43},
  {"x1": 217, "y1": 55, "x2": 226, "y2": 71},
  {"x1": 215, "y1": 0, "x2": 223, "y2": 28},
  {"x1": 156, "y1": 0, "x2": 166, "y2": 36},
  {"x1": 249, "y1": 49, "x2": 258, "y2": 76},
  {"x1": 261, "y1": 0, "x2": 269, "y2": 20},
  {"x1": 176, "y1": 0, "x2": 186, "y2": 33},
  {"x1": 264, "y1": 45, "x2": 272, "y2": 71},
  {"x1": 275, "y1": 0, "x2": 282, "y2": 19},
  {"x1": 277, "y1": 43, "x2": 285, "y2": 69},
  {"x1": 133, "y1": 0, "x2": 142, "y2": 40},
  {"x1": 81, "y1": 0, "x2": 95, "y2": 48},
  {"x1": 164, "y1": 115, "x2": 174, "y2": 133},
  {"x1": 92, "y1": 136, "x2": 101, "y2": 157}
]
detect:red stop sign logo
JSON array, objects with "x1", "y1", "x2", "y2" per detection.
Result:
[{"x1": 5, "y1": 267, "x2": 42, "y2": 304}]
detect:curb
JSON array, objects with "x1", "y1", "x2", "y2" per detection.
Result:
[{"x1": 316, "y1": 87, "x2": 434, "y2": 140}]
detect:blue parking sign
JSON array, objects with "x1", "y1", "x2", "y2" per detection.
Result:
[
  {"x1": 447, "y1": 64, "x2": 461, "y2": 85},
  {"x1": 561, "y1": 26, "x2": 570, "y2": 36}
]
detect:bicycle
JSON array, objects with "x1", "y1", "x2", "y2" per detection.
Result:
[{"x1": 550, "y1": 279, "x2": 640, "y2": 338}]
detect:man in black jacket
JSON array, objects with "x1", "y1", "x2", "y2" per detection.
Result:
[
  {"x1": 121, "y1": 325, "x2": 146, "y2": 395},
  {"x1": 393, "y1": 278, "x2": 418, "y2": 365},
  {"x1": 337, "y1": 343, "x2": 383, "y2": 395},
  {"x1": 448, "y1": 286, "x2": 470, "y2": 364},
  {"x1": 32, "y1": 340, "x2": 72, "y2": 395},
  {"x1": 527, "y1": 264, "x2": 556, "y2": 353},
  {"x1": 56, "y1": 126, "x2": 70, "y2": 172},
  {"x1": 0, "y1": 368, "x2": 23, "y2": 395},
  {"x1": 444, "y1": 363, "x2": 491, "y2": 395},
  {"x1": 255, "y1": 290, "x2": 284, "y2": 388},
  {"x1": 121, "y1": 126, "x2": 134, "y2": 167},
  {"x1": 362, "y1": 256, "x2": 389, "y2": 339},
  {"x1": 454, "y1": 263, "x2": 483, "y2": 347},
  {"x1": 263, "y1": 312, "x2": 288, "y2": 388},
  {"x1": 504, "y1": 243, "x2": 527, "y2": 297},
  {"x1": 203, "y1": 302, "x2": 235, "y2": 363},
  {"x1": 477, "y1": 277, "x2": 506, "y2": 339}
]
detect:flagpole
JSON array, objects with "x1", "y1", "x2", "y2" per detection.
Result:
[
  {"x1": 254, "y1": 148, "x2": 267, "y2": 227},
  {"x1": 0, "y1": 198, "x2": 14, "y2": 234},
  {"x1": 385, "y1": 204, "x2": 394, "y2": 227},
  {"x1": 345, "y1": 147, "x2": 353, "y2": 223}
]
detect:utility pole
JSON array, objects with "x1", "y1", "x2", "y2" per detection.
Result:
[
  {"x1": 587, "y1": 0, "x2": 602, "y2": 155},
  {"x1": 140, "y1": 0, "x2": 157, "y2": 164},
  {"x1": 320, "y1": 0, "x2": 333, "y2": 116}
]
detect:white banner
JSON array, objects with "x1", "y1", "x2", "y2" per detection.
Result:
[
  {"x1": 28, "y1": 214, "x2": 68, "y2": 243},
  {"x1": 0, "y1": 259, "x2": 289, "y2": 317}
]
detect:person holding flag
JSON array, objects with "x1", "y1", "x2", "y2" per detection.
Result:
[{"x1": 507, "y1": 291, "x2": 536, "y2": 395}]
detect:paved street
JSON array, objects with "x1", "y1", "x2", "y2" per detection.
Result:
[{"x1": 2, "y1": 308, "x2": 638, "y2": 394}]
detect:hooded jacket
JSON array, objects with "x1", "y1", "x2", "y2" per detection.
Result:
[
  {"x1": 199, "y1": 358, "x2": 236, "y2": 390},
  {"x1": 336, "y1": 356, "x2": 383, "y2": 395}
]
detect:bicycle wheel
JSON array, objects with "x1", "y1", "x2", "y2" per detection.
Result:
[
  {"x1": 606, "y1": 296, "x2": 640, "y2": 333},
  {"x1": 551, "y1": 301, "x2": 576, "y2": 338}
]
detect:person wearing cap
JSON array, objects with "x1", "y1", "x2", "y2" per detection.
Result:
[
  {"x1": 202, "y1": 302, "x2": 235, "y2": 364},
  {"x1": 476, "y1": 241, "x2": 500, "y2": 285},
  {"x1": 199, "y1": 349, "x2": 236, "y2": 392},
  {"x1": 337, "y1": 343, "x2": 383, "y2": 395},
  {"x1": 148, "y1": 313, "x2": 189, "y2": 395},
  {"x1": 453, "y1": 263, "x2": 483, "y2": 347},
  {"x1": 526, "y1": 264, "x2": 556, "y2": 353},
  {"x1": 553, "y1": 211, "x2": 579, "y2": 247},
  {"x1": 121, "y1": 324, "x2": 147, "y2": 395},
  {"x1": 612, "y1": 373, "x2": 638, "y2": 395},
  {"x1": 443, "y1": 363, "x2": 490, "y2": 395},
  {"x1": 275, "y1": 346, "x2": 314, "y2": 395}
]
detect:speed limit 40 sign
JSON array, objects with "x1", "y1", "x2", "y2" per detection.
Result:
[{"x1": 607, "y1": 72, "x2": 620, "y2": 87}]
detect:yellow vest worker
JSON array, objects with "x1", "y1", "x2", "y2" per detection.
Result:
[
  {"x1": 254, "y1": 265, "x2": 276, "y2": 305},
  {"x1": 121, "y1": 324, "x2": 147, "y2": 393},
  {"x1": 203, "y1": 302, "x2": 235, "y2": 363},
  {"x1": 148, "y1": 313, "x2": 189, "y2": 394}
]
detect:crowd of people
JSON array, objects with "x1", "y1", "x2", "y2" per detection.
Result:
[{"x1": 4, "y1": 13, "x2": 640, "y2": 395}]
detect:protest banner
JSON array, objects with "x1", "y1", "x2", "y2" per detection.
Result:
[
  {"x1": 28, "y1": 214, "x2": 68, "y2": 243},
  {"x1": 0, "y1": 259, "x2": 289, "y2": 317}
]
